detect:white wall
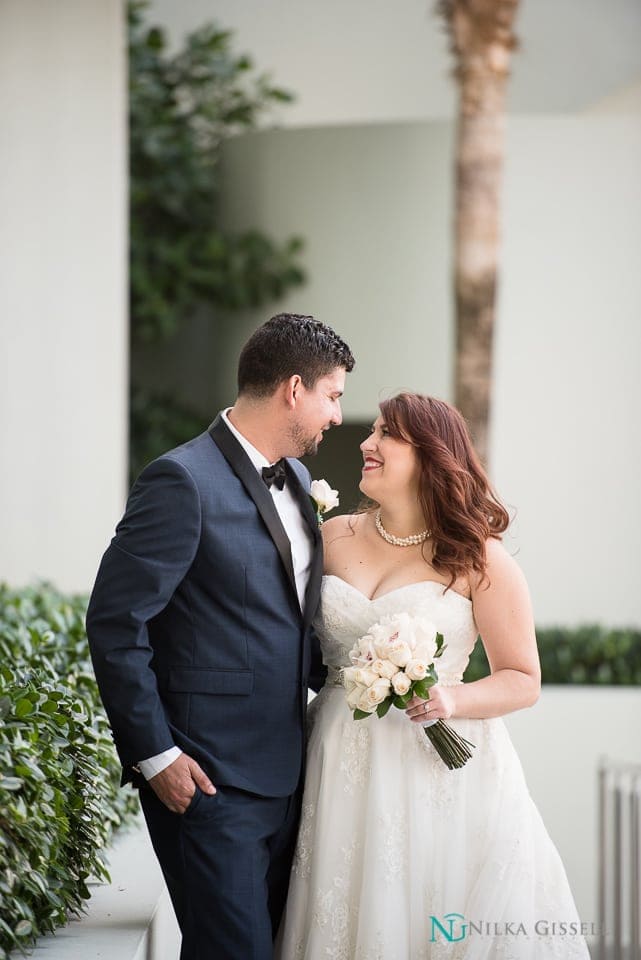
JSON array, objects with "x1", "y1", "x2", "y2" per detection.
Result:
[
  {"x1": 148, "y1": 0, "x2": 641, "y2": 123},
  {"x1": 505, "y1": 687, "x2": 641, "y2": 935},
  {"x1": 218, "y1": 114, "x2": 641, "y2": 628},
  {"x1": 493, "y1": 116, "x2": 641, "y2": 627},
  {"x1": 217, "y1": 122, "x2": 455, "y2": 412},
  {"x1": 0, "y1": 0, "x2": 128, "y2": 593}
]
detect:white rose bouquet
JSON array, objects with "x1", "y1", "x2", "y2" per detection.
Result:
[{"x1": 343, "y1": 612, "x2": 475, "y2": 770}]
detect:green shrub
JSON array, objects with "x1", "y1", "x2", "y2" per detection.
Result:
[
  {"x1": 129, "y1": 1, "x2": 306, "y2": 476},
  {"x1": 465, "y1": 625, "x2": 641, "y2": 685},
  {"x1": 0, "y1": 585, "x2": 138, "y2": 958}
]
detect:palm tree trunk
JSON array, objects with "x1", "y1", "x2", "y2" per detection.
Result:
[{"x1": 439, "y1": 0, "x2": 520, "y2": 464}]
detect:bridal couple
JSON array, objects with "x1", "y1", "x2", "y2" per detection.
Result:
[{"x1": 87, "y1": 314, "x2": 588, "y2": 959}]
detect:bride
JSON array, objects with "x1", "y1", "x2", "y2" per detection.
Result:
[{"x1": 275, "y1": 393, "x2": 589, "y2": 959}]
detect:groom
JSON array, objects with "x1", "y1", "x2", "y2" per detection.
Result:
[{"x1": 86, "y1": 313, "x2": 354, "y2": 960}]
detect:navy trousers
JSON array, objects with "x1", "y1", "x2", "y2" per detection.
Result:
[{"x1": 139, "y1": 784, "x2": 301, "y2": 960}]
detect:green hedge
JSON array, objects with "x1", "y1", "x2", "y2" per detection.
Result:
[
  {"x1": 0, "y1": 586, "x2": 138, "y2": 959},
  {"x1": 465, "y1": 625, "x2": 641, "y2": 685}
]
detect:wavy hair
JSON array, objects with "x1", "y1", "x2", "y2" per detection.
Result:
[{"x1": 378, "y1": 393, "x2": 509, "y2": 588}]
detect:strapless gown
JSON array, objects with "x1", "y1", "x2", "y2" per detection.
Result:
[{"x1": 275, "y1": 575, "x2": 590, "y2": 960}]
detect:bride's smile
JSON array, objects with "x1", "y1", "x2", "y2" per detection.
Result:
[{"x1": 359, "y1": 416, "x2": 422, "y2": 505}]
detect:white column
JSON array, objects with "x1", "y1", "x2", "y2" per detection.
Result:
[{"x1": 0, "y1": 0, "x2": 128, "y2": 592}]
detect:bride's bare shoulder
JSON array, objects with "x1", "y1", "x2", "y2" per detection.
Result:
[{"x1": 321, "y1": 512, "x2": 366, "y2": 546}]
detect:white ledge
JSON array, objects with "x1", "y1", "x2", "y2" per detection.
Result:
[{"x1": 19, "y1": 818, "x2": 180, "y2": 960}]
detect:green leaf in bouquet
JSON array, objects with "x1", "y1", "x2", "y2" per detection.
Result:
[
  {"x1": 376, "y1": 699, "x2": 393, "y2": 719},
  {"x1": 412, "y1": 678, "x2": 435, "y2": 699},
  {"x1": 392, "y1": 691, "x2": 412, "y2": 709},
  {"x1": 434, "y1": 631, "x2": 445, "y2": 656},
  {"x1": 353, "y1": 708, "x2": 371, "y2": 720}
]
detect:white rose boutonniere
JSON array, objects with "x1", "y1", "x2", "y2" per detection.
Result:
[{"x1": 310, "y1": 479, "x2": 340, "y2": 526}]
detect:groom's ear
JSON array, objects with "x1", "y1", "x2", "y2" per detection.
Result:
[{"x1": 282, "y1": 374, "x2": 303, "y2": 409}]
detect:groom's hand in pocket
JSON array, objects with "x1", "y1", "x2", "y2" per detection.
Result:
[{"x1": 149, "y1": 753, "x2": 217, "y2": 814}]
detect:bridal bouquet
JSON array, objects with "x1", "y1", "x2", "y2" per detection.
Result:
[{"x1": 343, "y1": 612, "x2": 475, "y2": 770}]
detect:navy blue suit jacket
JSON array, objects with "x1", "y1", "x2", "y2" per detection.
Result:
[{"x1": 86, "y1": 415, "x2": 326, "y2": 797}]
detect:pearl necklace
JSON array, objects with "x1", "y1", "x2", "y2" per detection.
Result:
[{"x1": 375, "y1": 509, "x2": 431, "y2": 547}]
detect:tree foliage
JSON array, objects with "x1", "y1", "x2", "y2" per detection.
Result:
[
  {"x1": 129, "y1": 0, "x2": 305, "y2": 342},
  {"x1": 128, "y1": 1, "x2": 305, "y2": 473}
]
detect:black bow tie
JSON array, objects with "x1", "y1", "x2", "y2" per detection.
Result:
[{"x1": 261, "y1": 459, "x2": 287, "y2": 490}]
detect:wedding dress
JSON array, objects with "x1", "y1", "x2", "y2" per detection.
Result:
[{"x1": 275, "y1": 575, "x2": 590, "y2": 960}]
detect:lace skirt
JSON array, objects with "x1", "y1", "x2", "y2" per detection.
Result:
[{"x1": 275, "y1": 686, "x2": 590, "y2": 960}]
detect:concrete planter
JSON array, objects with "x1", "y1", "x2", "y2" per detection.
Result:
[{"x1": 17, "y1": 818, "x2": 179, "y2": 960}]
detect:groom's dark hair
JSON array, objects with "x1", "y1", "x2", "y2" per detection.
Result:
[{"x1": 237, "y1": 313, "x2": 355, "y2": 398}]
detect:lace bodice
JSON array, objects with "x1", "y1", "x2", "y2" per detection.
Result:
[{"x1": 316, "y1": 575, "x2": 479, "y2": 686}]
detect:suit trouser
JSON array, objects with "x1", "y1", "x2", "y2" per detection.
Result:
[{"x1": 139, "y1": 783, "x2": 301, "y2": 960}]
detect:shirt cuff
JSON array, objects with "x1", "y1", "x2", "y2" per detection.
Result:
[{"x1": 137, "y1": 746, "x2": 182, "y2": 780}]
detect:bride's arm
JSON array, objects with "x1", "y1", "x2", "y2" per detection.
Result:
[
  {"x1": 411, "y1": 539, "x2": 541, "y2": 722},
  {"x1": 455, "y1": 539, "x2": 541, "y2": 717}
]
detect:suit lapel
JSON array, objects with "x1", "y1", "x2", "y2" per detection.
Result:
[
  {"x1": 208, "y1": 416, "x2": 297, "y2": 598},
  {"x1": 284, "y1": 461, "x2": 324, "y2": 630},
  {"x1": 284, "y1": 461, "x2": 321, "y2": 543}
]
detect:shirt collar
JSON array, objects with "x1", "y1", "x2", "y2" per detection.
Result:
[{"x1": 221, "y1": 407, "x2": 274, "y2": 473}]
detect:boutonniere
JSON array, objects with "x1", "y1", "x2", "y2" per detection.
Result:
[{"x1": 309, "y1": 479, "x2": 340, "y2": 526}]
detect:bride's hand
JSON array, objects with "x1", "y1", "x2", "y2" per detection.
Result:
[{"x1": 405, "y1": 685, "x2": 455, "y2": 723}]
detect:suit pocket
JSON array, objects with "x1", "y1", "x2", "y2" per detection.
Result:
[
  {"x1": 181, "y1": 785, "x2": 221, "y2": 822},
  {"x1": 167, "y1": 667, "x2": 254, "y2": 696}
]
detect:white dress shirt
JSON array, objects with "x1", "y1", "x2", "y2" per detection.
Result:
[{"x1": 137, "y1": 409, "x2": 314, "y2": 780}]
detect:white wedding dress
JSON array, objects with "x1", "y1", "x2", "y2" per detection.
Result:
[{"x1": 275, "y1": 575, "x2": 590, "y2": 960}]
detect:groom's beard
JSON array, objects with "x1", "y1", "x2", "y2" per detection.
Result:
[{"x1": 288, "y1": 421, "x2": 327, "y2": 457}]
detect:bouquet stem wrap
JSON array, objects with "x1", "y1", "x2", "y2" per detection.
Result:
[{"x1": 422, "y1": 718, "x2": 475, "y2": 770}]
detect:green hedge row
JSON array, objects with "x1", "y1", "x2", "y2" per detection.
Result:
[
  {"x1": 0, "y1": 585, "x2": 138, "y2": 959},
  {"x1": 465, "y1": 625, "x2": 641, "y2": 684}
]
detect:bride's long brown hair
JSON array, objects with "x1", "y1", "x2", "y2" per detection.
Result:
[{"x1": 378, "y1": 393, "x2": 509, "y2": 588}]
